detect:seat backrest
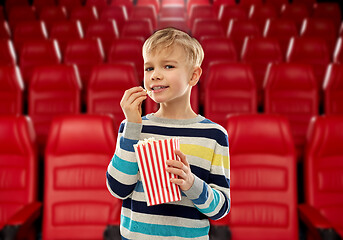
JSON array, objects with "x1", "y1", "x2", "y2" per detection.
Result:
[
  {"x1": 121, "y1": 19, "x2": 154, "y2": 40},
  {"x1": 0, "y1": 66, "x2": 24, "y2": 115},
  {"x1": 99, "y1": 5, "x2": 128, "y2": 32},
  {"x1": 186, "y1": 0, "x2": 210, "y2": 13},
  {"x1": 49, "y1": 20, "x2": 83, "y2": 54},
  {"x1": 241, "y1": 36, "x2": 283, "y2": 97},
  {"x1": 5, "y1": 0, "x2": 30, "y2": 13},
  {"x1": 300, "y1": 17, "x2": 338, "y2": 54},
  {"x1": 0, "y1": 39, "x2": 16, "y2": 66},
  {"x1": 188, "y1": 5, "x2": 216, "y2": 29},
  {"x1": 130, "y1": 5, "x2": 157, "y2": 29},
  {"x1": 157, "y1": 17, "x2": 189, "y2": 33},
  {"x1": 63, "y1": 38, "x2": 105, "y2": 87},
  {"x1": 111, "y1": 0, "x2": 133, "y2": 15},
  {"x1": 32, "y1": 0, "x2": 56, "y2": 13},
  {"x1": 28, "y1": 64, "x2": 81, "y2": 154},
  {"x1": 263, "y1": 18, "x2": 299, "y2": 58},
  {"x1": 12, "y1": 20, "x2": 48, "y2": 54},
  {"x1": 204, "y1": 62, "x2": 257, "y2": 127},
  {"x1": 333, "y1": 36, "x2": 343, "y2": 64},
  {"x1": 159, "y1": 5, "x2": 186, "y2": 19},
  {"x1": 227, "y1": 19, "x2": 262, "y2": 55},
  {"x1": 58, "y1": 0, "x2": 83, "y2": 16},
  {"x1": 323, "y1": 63, "x2": 343, "y2": 115},
  {"x1": 0, "y1": 115, "x2": 37, "y2": 228},
  {"x1": 69, "y1": 6, "x2": 99, "y2": 30},
  {"x1": 107, "y1": 37, "x2": 144, "y2": 83},
  {"x1": 87, "y1": 63, "x2": 139, "y2": 123},
  {"x1": 137, "y1": 0, "x2": 160, "y2": 14},
  {"x1": 192, "y1": 19, "x2": 225, "y2": 40},
  {"x1": 264, "y1": 62, "x2": 318, "y2": 160},
  {"x1": 38, "y1": 6, "x2": 68, "y2": 31},
  {"x1": 286, "y1": 36, "x2": 331, "y2": 88},
  {"x1": 312, "y1": 2, "x2": 342, "y2": 30},
  {"x1": 280, "y1": 3, "x2": 311, "y2": 31},
  {"x1": 19, "y1": 39, "x2": 61, "y2": 85},
  {"x1": 85, "y1": 20, "x2": 119, "y2": 55},
  {"x1": 249, "y1": 4, "x2": 279, "y2": 31},
  {"x1": 43, "y1": 114, "x2": 120, "y2": 239},
  {"x1": 305, "y1": 115, "x2": 343, "y2": 236},
  {"x1": 218, "y1": 5, "x2": 248, "y2": 32},
  {"x1": 7, "y1": 5, "x2": 37, "y2": 30},
  {"x1": 226, "y1": 113, "x2": 298, "y2": 240},
  {"x1": 85, "y1": 0, "x2": 108, "y2": 13}
]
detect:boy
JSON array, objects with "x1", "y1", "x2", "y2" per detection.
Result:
[{"x1": 106, "y1": 28, "x2": 230, "y2": 240}]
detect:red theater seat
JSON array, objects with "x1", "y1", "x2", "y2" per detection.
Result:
[
  {"x1": 63, "y1": 38, "x2": 105, "y2": 89},
  {"x1": 28, "y1": 64, "x2": 81, "y2": 155},
  {"x1": 186, "y1": 0, "x2": 211, "y2": 13},
  {"x1": 32, "y1": 0, "x2": 56, "y2": 13},
  {"x1": 226, "y1": 114, "x2": 298, "y2": 239},
  {"x1": 218, "y1": 5, "x2": 249, "y2": 32},
  {"x1": 263, "y1": 18, "x2": 299, "y2": 58},
  {"x1": 159, "y1": 5, "x2": 186, "y2": 19},
  {"x1": 38, "y1": 6, "x2": 68, "y2": 32},
  {"x1": 12, "y1": 20, "x2": 48, "y2": 54},
  {"x1": 188, "y1": 5, "x2": 216, "y2": 29},
  {"x1": 192, "y1": 19, "x2": 225, "y2": 40},
  {"x1": 0, "y1": 115, "x2": 40, "y2": 240},
  {"x1": 264, "y1": 63, "x2": 319, "y2": 161},
  {"x1": 49, "y1": 20, "x2": 84, "y2": 55},
  {"x1": 300, "y1": 18, "x2": 338, "y2": 55},
  {"x1": 85, "y1": 20, "x2": 119, "y2": 55},
  {"x1": 99, "y1": 5, "x2": 128, "y2": 33},
  {"x1": 121, "y1": 19, "x2": 153, "y2": 40},
  {"x1": 111, "y1": 0, "x2": 133, "y2": 16},
  {"x1": 69, "y1": 6, "x2": 99, "y2": 30},
  {"x1": 241, "y1": 36, "x2": 283, "y2": 106},
  {"x1": 0, "y1": 66, "x2": 24, "y2": 115},
  {"x1": 323, "y1": 63, "x2": 343, "y2": 115},
  {"x1": 130, "y1": 5, "x2": 157, "y2": 30},
  {"x1": 0, "y1": 39, "x2": 16, "y2": 66},
  {"x1": 0, "y1": 20, "x2": 11, "y2": 39},
  {"x1": 227, "y1": 19, "x2": 261, "y2": 55},
  {"x1": 157, "y1": 17, "x2": 189, "y2": 33},
  {"x1": 299, "y1": 115, "x2": 343, "y2": 239},
  {"x1": 249, "y1": 4, "x2": 279, "y2": 31},
  {"x1": 286, "y1": 36, "x2": 331, "y2": 89},
  {"x1": 19, "y1": 39, "x2": 61, "y2": 85},
  {"x1": 264, "y1": 0, "x2": 289, "y2": 11},
  {"x1": 87, "y1": 63, "x2": 139, "y2": 123},
  {"x1": 333, "y1": 36, "x2": 343, "y2": 64},
  {"x1": 58, "y1": 0, "x2": 83, "y2": 15},
  {"x1": 312, "y1": 2, "x2": 342, "y2": 30},
  {"x1": 42, "y1": 114, "x2": 121, "y2": 239},
  {"x1": 137, "y1": 0, "x2": 160, "y2": 13},
  {"x1": 5, "y1": 0, "x2": 30, "y2": 13},
  {"x1": 204, "y1": 62, "x2": 257, "y2": 127},
  {"x1": 280, "y1": 3, "x2": 311, "y2": 31},
  {"x1": 86, "y1": 0, "x2": 108, "y2": 14},
  {"x1": 107, "y1": 37, "x2": 144, "y2": 83},
  {"x1": 7, "y1": 5, "x2": 37, "y2": 30}
]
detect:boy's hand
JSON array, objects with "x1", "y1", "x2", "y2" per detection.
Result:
[
  {"x1": 166, "y1": 149, "x2": 194, "y2": 191},
  {"x1": 120, "y1": 87, "x2": 147, "y2": 123}
]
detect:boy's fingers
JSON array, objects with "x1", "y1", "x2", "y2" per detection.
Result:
[{"x1": 175, "y1": 149, "x2": 189, "y2": 167}]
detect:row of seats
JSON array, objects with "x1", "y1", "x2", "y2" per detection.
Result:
[
  {"x1": 1, "y1": 113, "x2": 342, "y2": 239},
  {"x1": 1, "y1": 61, "x2": 343, "y2": 162}
]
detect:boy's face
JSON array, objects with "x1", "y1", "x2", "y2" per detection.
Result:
[{"x1": 143, "y1": 45, "x2": 197, "y2": 105}]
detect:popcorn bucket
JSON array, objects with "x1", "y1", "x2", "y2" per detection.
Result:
[{"x1": 134, "y1": 138, "x2": 182, "y2": 206}]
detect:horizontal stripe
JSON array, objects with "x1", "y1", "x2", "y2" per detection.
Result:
[
  {"x1": 122, "y1": 198, "x2": 208, "y2": 220},
  {"x1": 180, "y1": 144, "x2": 229, "y2": 169},
  {"x1": 121, "y1": 215, "x2": 210, "y2": 238},
  {"x1": 193, "y1": 182, "x2": 208, "y2": 205},
  {"x1": 210, "y1": 196, "x2": 231, "y2": 220},
  {"x1": 119, "y1": 136, "x2": 137, "y2": 152},
  {"x1": 112, "y1": 155, "x2": 138, "y2": 175},
  {"x1": 106, "y1": 172, "x2": 137, "y2": 199},
  {"x1": 209, "y1": 173, "x2": 230, "y2": 189}
]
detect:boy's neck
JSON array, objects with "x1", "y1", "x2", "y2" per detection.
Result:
[{"x1": 154, "y1": 104, "x2": 197, "y2": 120}]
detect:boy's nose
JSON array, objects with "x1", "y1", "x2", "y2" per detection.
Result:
[{"x1": 151, "y1": 70, "x2": 162, "y2": 80}]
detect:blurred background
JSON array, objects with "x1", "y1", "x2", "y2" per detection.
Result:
[{"x1": 0, "y1": 0, "x2": 342, "y2": 239}]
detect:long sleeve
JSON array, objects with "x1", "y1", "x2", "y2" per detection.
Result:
[
  {"x1": 106, "y1": 121, "x2": 142, "y2": 200},
  {"x1": 182, "y1": 129, "x2": 231, "y2": 220}
]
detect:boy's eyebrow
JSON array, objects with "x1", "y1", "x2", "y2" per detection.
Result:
[{"x1": 144, "y1": 60, "x2": 179, "y2": 66}]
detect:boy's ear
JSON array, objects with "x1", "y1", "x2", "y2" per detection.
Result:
[{"x1": 189, "y1": 66, "x2": 202, "y2": 86}]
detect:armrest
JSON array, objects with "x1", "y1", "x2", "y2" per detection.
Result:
[
  {"x1": 298, "y1": 204, "x2": 341, "y2": 240},
  {"x1": 1, "y1": 202, "x2": 42, "y2": 240}
]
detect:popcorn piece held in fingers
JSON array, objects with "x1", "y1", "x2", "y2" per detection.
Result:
[{"x1": 144, "y1": 89, "x2": 152, "y2": 96}]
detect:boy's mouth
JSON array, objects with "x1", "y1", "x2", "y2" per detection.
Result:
[{"x1": 151, "y1": 86, "x2": 169, "y2": 91}]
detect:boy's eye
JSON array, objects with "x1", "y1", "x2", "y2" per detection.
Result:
[
  {"x1": 165, "y1": 65, "x2": 174, "y2": 69},
  {"x1": 145, "y1": 67, "x2": 153, "y2": 72}
]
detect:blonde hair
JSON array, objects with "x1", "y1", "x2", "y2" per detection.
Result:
[{"x1": 143, "y1": 28, "x2": 204, "y2": 67}]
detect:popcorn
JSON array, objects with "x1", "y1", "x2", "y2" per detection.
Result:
[
  {"x1": 144, "y1": 89, "x2": 152, "y2": 96},
  {"x1": 134, "y1": 137, "x2": 182, "y2": 206}
]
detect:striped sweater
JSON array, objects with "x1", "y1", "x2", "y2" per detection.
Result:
[{"x1": 106, "y1": 114, "x2": 231, "y2": 240}]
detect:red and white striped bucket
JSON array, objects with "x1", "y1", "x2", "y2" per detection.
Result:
[{"x1": 134, "y1": 138, "x2": 182, "y2": 206}]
